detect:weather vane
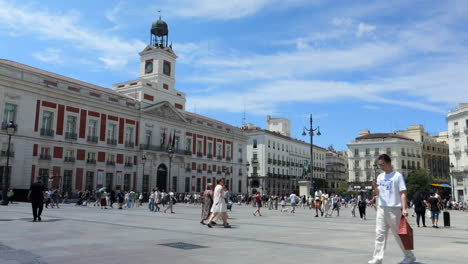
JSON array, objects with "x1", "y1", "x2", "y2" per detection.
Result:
[{"x1": 158, "y1": 9, "x2": 162, "y2": 19}]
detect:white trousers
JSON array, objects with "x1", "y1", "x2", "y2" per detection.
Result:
[{"x1": 372, "y1": 206, "x2": 414, "y2": 261}]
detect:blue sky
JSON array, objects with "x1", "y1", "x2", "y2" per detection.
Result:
[{"x1": 1, "y1": 0, "x2": 467, "y2": 150}]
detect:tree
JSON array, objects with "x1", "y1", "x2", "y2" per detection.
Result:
[{"x1": 406, "y1": 170, "x2": 433, "y2": 200}]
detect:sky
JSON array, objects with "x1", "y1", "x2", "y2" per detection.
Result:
[{"x1": 1, "y1": 0, "x2": 468, "y2": 150}]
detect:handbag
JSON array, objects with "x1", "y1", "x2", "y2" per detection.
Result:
[
  {"x1": 398, "y1": 216, "x2": 414, "y2": 250},
  {"x1": 425, "y1": 210, "x2": 431, "y2": 218}
]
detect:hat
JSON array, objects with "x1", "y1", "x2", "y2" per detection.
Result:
[{"x1": 36, "y1": 176, "x2": 42, "y2": 180}]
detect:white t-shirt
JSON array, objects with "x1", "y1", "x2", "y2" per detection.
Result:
[
  {"x1": 377, "y1": 171, "x2": 406, "y2": 207},
  {"x1": 289, "y1": 194, "x2": 297, "y2": 204}
]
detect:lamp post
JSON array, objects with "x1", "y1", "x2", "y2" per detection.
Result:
[
  {"x1": 302, "y1": 114, "x2": 321, "y2": 195},
  {"x1": 449, "y1": 162, "x2": 455, "y2": 201},
  {"x1": 142, "y1": 154, "x2": 147, "y2": 193},
  {"x1": 1, "y1": 121, "x2": 17, "y2": 206}
]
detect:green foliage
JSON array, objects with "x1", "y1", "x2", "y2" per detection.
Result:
[{"x1": 406, "y1": 169, "x2": 433, "y2": 200}]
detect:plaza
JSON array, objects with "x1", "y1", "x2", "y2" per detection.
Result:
[{"x1": 1, "y1": 203, "x2": 467, "y2": 264}]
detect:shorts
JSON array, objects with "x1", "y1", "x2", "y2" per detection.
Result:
[
  {"x1": 315, "y1": 200, "x2": 322, "y2": 208},
  {"x1": 291, "y1": 202, "x2": 297, "y2": 207},
  {"x1": 333, "y1": 203, "x2": 338, "y2": 209},
  {"x1": 256, "y1": 202, "x2": 262, "y2": 208},
  {"x1": 431, "y1": 211, "x2": 439, "y2": 220}
]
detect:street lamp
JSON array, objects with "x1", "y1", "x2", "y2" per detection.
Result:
[
  {"x1": 449, "y1": 162, "x2": 455, "y2": 201},
  {"x1": 142, "y1": 154, "x2": 147, "y2": 193},
  {"x1": 302, "y1": 114, "x2": 321, "y2": 195},
  {"x1": 167, "y1": 149, "x2": 174, "y2": 192},
  {"x1": 373, "y1": 162, "x2": 379, "y2": 181},
  {"x1": 1, "y1": 121, "x2": 17, "y2": 206}
]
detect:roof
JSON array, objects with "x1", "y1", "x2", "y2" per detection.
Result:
[
  {"x1": 243, "y1": 128, "x2": 326, "y2": 150},
  {"x1": 0, "y1": 59, "x2": 127, "y2": 98},
  {"x1": 184, "y1": 111, "x2": 239, "y2": 130},
  {"x1": 356, "y1": 133, "x2": 414, "y2": 141}
]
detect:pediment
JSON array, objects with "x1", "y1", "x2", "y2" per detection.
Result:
[{"x1": 142, "y1": 101, "x2": 186, "y2": 123}]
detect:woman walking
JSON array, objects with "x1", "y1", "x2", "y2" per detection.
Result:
[
  {"x1": 413, "y1": 191, "x2": 427, "y2": 227},
  {"x1": 253, "y1": 192, "x2": 263, "y2": 216},
  {"x1": 200, "y1": 186, "x2": 213, "y2": 225},
  {"x1": 154, "y1": 188, "x2": 161, "y2": 212},
  {"x1": 358, "y1": 191, "x2": 366, "y2": 220},
  {"x1": 207, "y1": 179, "x2": 230, "y2": 228},
  {"x1": 148, "y1": 190, "x2": 155, "y2": 212},
  {"x1": 350, "y1": 194, "x2": 357, "y2": 217}
]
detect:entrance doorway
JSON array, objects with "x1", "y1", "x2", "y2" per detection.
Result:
[{"x1": 157, "y1": 164, "x2": 168, "y2": 192}]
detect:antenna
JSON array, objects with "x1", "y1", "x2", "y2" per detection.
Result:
[
  {"x1": 242, "y1": 104, "x2": 246, "y2": 127},
  {"x1": 158, "y1": 9, "x2": 162, "y2": 19}
]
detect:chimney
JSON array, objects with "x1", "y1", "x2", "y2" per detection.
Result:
[{"x1": 359, "y1": 129, "x2": 370, "y2": 136}]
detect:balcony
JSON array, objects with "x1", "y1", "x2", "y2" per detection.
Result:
[
  {"x1": 286, "y1": 162, "x2": 290, "y2": 166},
  {"x1": 453, "y1": 147, "x2": 461, "y2": 155},
  {"x1": 217, "y1": 170, "x2": 222, "y2": 175},
  {"x1": 273, "y1": 160, "x2": 277, "y2": 165},
  {"x1": 239, "y1": 171, "x2": 243, "y2": 176},
  {"x1": 125, "y1": 141, "x2": 135, "y2": 148},
  {"x1": 139, "y1": 144, "x2": 192, "y2": 156},
  {"x1": 197, "y1": 169, "x2": 202, "y2": 173},
  {"x1": 87, "y1": 135, "x2": 98, "y2": 143},
  {"x1": 238, "y1": 158, "x2": 243, "y2": 163},
  {"x1": 226, "y1": 171, "x2": 231, "y2": 176},
  {"x1": 40, "y1": 128, "x2": 54, "y2": 137},
  {"x1": 0, "y1": 151, "x2": 14, "y2": 157},
  {"x1": 64, "y1": 157, "x2": 75, "y2": 162},
  {"x1": 207, "y1": 169, "x2": 212, "y2": 174},
  {"x1": 250, "y1": 173, "x2": 258, "y2": 177},
  {"x1": 124, "y1": 162, "x2": 133, "y2": 167},
  {"x1": 217, "y1": 155, "x2": 222, "y2": 161},
  {"x1": 1, "y1": 121, "x2": 17, "y2": 131},
  {"x1": 107, "y1": 139, "x2": 117, "y2": 145},
  {"x1": 65, "y1": 132, "x2": 77, "y2": 140},
  {"x1": 464, "y1": 146, "x2": 468, "y2": 154},
  {"x1": 402, "y1": 165, "x2": 407, "y2": 169},
  {"x1": 86, "y1": 159, "x2": 96, "y2": 164},
  {"x1": 39, "y1": 154, "x2": 51, "y2": 160},
  {"x1": 452, "y1": 129, "x2": 460, "y2": 137},
  {"x1": 226, "y1": 156, "x2": 231, "y2": 161},
  {"x1": 197, "y1": 152, "x2": 203, "y2": 157},
  {"x1": 185, "y1": 167, "x2": 191, "y2": 172},
  {"x1": 464, "y1": 127, "x2": 468, "y2": 134},
  {"x1": 251, "y1": 158, "x2": 258, "y2": 164},
  {"x1": 106, "y1": 161, "x2": 115, "y2": 166},
  {"x1": 268, "y1": 158, "x2": 272, "y2": 164},
  {"x1": 365, "y1": 153, "x2": 371, "y2": 157},
  {"x1": 401, "y1": 152, "x2": 406, "y2": 156},
  {"x1": 207, "y1": 153, "x2": 213, "y2": 159}
]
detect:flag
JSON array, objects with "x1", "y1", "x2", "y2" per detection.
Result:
[
  {"x1": 171, "y1": 130, "x2": 176, "y2": 149},
  {"x1": 161, "y1": 128, "x2": 166, "y2": 146},
  {"x1": 167, "y1": 130, "x2": 172, "y2": 149}
]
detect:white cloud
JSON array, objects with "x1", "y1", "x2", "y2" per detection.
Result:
[
  {"x1": 331, "y1": 17, "x2": 353, "y2": 26},
  {"x1": 32, "y1": 48, "x2": 64, "y2": 64},
  {"x1": 356, "y1": 23, "x2": 376, "y2": 37},
  {"x1": 362, "y1": 105, "x2": 381, "y2": 110},
  {"x1": 0, "y1": 1, "x2": 146, "y2": 70}
]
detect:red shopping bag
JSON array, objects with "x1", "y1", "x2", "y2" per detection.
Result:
[{"x1": 398, "y1": 215, "x2": 414, "y2": 250}]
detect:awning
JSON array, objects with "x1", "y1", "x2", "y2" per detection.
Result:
[
  {"x1": 441, "y1": 184, "x2": 452, "y2": 188},
  {"x1": 431, "y1": 184, "x2": 452, "y2": 188},
  {"x1": 431, "y1": 184, "x2": 443, "y2": 187}
]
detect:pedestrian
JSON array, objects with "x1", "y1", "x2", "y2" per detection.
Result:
[
  {"x1": 101, "y1": 191, "x2": 108, "y2": 209},
  {"x1": 52, "y1": 189, "x2": 60, "y2": 208},
  {"x1": 117, "y1": 191, "x2": 124, "y2": 209},
  {"x1": 413, "y1": 191, "x2": 427, "y2": 227},
  {"x1": 322, "y1": 191, "x2": 330, "y2": 217},
  {"x1": 139, "y1": 192, "x2": 144, "y2": 207},
  {"x1": 27, "y1": 176, "x2": 46, "y2": 222},
  {"x1": 314, "y1": 189, "x2": 323, "y2": 217},
  {"x1": 327, "y1": 192, "x2": 339, "y2": 217},
  {"x1": 427, "y1": 191, "x2": 440, "y2": 228},
  {"x1": 280, "y1": 195, "x2": 287, "y2": 212},
  {"x1": 149, "y1": 190, "x2": 155, "y2": 212},
  {"x1": 163, "y1": 189, "x2": 175, "y2": 214},
  {"x1": 63, "y1": 191, "x2": 69, "y2": 204},
  {"x1": 301, "y1": 195, "x2": 307, "y2": 209},
  {"x1": 358, "y1": 191, "x2": 367, "y2": 220},
  {"x1": 110, "y1": 190, "x2": 115, "y2": 208},
  {"x1": 45, "y1": 190, "x2": 52, "y2": 208},
  {"x1": 207, "y1": 179, "x2": 231, "y2": 228},
  {"x1": 350, "y1": 194, "x2": 357, "y2": 217},
  {"x1": 289, "y1": 192, "x2": 298, "y2": 213},
  {"x1": 253, "y1": 191, "x2": 263, "y2": 216},
  {"x1": 200, "y1": 185, "x2": 213, "y2": 225},
  {"x1": 7, "y1": 188, "x2": 14, "y2": 204},
  {"x1": 154, "y1": 188, "x2": 161, "y2": 212},
  {"x1": 268, "y1": 194, "x2": 273, "y2": 210},
  {"x1": 368, "y1": 154, "x2": 416, "y2": 264}
]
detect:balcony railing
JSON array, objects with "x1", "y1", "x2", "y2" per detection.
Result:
[
  {"x1": 268, "y1": 158, "x2": 272, "y2": 164},
  {"x1": 139, "y1": 144, "x2": 192, "y2": 156},
  {"x1": 465, "y1": 146, "x2": 468, "y2": 154},
  {"x1": 1, "y1": 121, "x2": 18, "y2": 131},
  {"x1": 238, "y1": 172, "x2": 243, "y2": 176},
  {"x1": 40, "y1": 128, "x2": 54, "y2": 137},
  {"x1": 125, "y1": 141, "x2": 135, "y2": 148},
  {"x1": 107, "y1": 139, "x2": 117, "y2": 145},
  {"x1": 453, "y1": 148, "x2": 461, "y2": 155},
  {"x1": 207, "y1": 153, "x2": 213, "y2": 159},
  {"x1": 197, "y1": 169, "x2": 202, "y2": 173},
  {"x1": 226, "y1": 156, "x2": 231, "y2": 161},
  {"x1": 251, "y1": 158, "x2": 258, "y2": 163},
  {"x1": 401, "y1": 152, "x2": 406, "y2": 156},
  {"x1": 217, "y1": 170, "x2": 222, "y2": 175},
  {"x1": 39, "y1": 154, "x2": 51, "y2": 160},
  {"x1": 251, "y1": 173, "x2": 258, "y2": 177},
  {"x1": 464, "y1": 127, "x2": 468, "y2": 134},
  {"x1": 124, "y1": 162, "x2": 133, "y2": 167},
  {"x1": 64, "y1": 157, "x2": 75, "y2": 162},
  {"x1": 452, "y1": 129, "x2": 460, "y2": 137},
  {"x1": 208, "y1": 170, "x2": 212, "y2": 174},
  {"x1": 86, "y1": 159, "x2": 96, "y2": 164},
  {"x1": 87, "y1": 135, "x2": 98, "y2": 143},
  {"x1": 238, "y1": 158, "x2": 243, "y2": 163},
  {"x1": 65, "y1": 132, "x2": 77, "y2": 140},
  {"x1": 185, "y1": 167, "x2": 191, "y2": 172},
  {"x1": 273, "y1": 160, "x2": 277, "y2": 165},
  {"x1": 197, "y1": 152, "x2": 203, "y2": 157},
  {"x1": 0, "y1": 151, "x2": 14, "y2": 157},
  {"x1": 106, "y1": 161, "x2": 115, "y2": 166},
  {"x1": 217, "y1": 155, "x2": 222, "y2": 160},
  {"x1": 402, "y1": 165, "x2": 407, "y2": 169}
]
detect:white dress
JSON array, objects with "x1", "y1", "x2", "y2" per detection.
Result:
[{"x1": 210, "y1": 185, "x2": 227, "y2": 213}]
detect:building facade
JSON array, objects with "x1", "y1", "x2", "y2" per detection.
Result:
[
  {"x1": 347, "y1": 130, "x2": 422, "y2": 193},
  {"x1": 395, "y1": 125, "x2": 450, "y2": 184},
  {"x1": 325, "y1": 148, "x2": 348, "y2": 191},
  {"x1": 0, "y1": 18, "x2": 247, "y2": 198},
  {"x1": 244, "y1": 119, "x2": 326, "y2": 195},
  {"x1": 447, "y1": 103, "x2": 468, "y2": 202}
]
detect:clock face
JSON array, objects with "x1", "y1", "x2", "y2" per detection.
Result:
[
  {"x1": 145, "y1": 61, "x2": 153, "y2": 73},
  {"x1": 163, "y1": 61, "x2": 171, "y2": 76}
]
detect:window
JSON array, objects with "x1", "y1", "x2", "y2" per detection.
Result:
[
  {"x1": 116, "y1": 172, "x2": 123, "y2": 186},
  {"x1": 145, "y1": 130, "x2": 152, "y2": 145},
  {"x1": 86, "y1": 171, "x2": 94, "y2": 191},
  {"x1": 125, "y1": 127, "x2": 134, "y2": 143},
  {"x1": 365, "y1": 148, "x2": 370, "y2": 155},
  {"x1": 185, "y1": 177, "x2": 190, "y2": 193},
  {"x1": 208, "y1": 142, "x2": 213, "y2": 155},
  {"x1": 87, "y1": 152, "x2": 96, "y2": 161},
  {"x1": 3, "y1": 103, "x2": 17, "y2": 123},
  {"x1": 197, "y1": 140, "x2": 203, "y2": 154},
  {"x1": 226, "y1": 145, "x2": 231, "y2": 159},
  {"x1": 374, "y1": 148, "x2": 379, "y2": 155},
  {"x1": 354, "y1": 160, "x2": 360, "y2": 169},
  {"x1": 124, "y1": 174, "x2": 131, "y2": 191},
  {"x1": 354, "y1": 149, "x2": 359, "y2": 156},
  {"x1": 87, "y1": 120, "x2": 97, "y2": 137},
  {"x1": 42, "y1": 111, "x2": 54, "y2": 130},
  {"x1": 65, "y1": 150, "x2": 74, "y2": 159},
  {"x1": 125, "y1": 156, "x2": 132, "y2": 165},
  {"x1": 253, "y1": 139, "x2": 257, "y2": 148},
  {"x1": 107, "y1": 154, "x2": 115, "y2": 162},
  {"x1": 63, "y1": 170, "x2": 73, "y2": 193},
  {"x1": 196, "y1": 178, "x2": 201, "y2": 192},
  {"x1": 268, "y1": 140, "x2": 270, "y2": 148},
  {"x1": 105, "y1": 173, "x2": 113, "y2": 190},
  {"x1": 366, "y1": 160, "x2": 371, "y2": 168},
  {"x1": 66, "y1": 116, "x2": 77, "y2": 134},
  {"x1": 172, "y1": 176, "x2": 177, "y2": 191},
  {"x1": 217, "y1": 144, "x2": 222, "y2": 156},
  {"x1": 273, "y1": 141, "x2": 275, "y2": 149},
  {"x1": 185, "y1": 138, "x2": 192, "y2": 152}
]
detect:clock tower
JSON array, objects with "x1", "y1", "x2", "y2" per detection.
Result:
[{"x1": 114, "y1": 16, "x2": 186, "y2": 110}]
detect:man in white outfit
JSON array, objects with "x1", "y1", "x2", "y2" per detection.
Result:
[{"x1": 368, "y1": 154, "x2": 416, "y2": 264}]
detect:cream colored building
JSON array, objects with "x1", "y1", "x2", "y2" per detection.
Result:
[
  {"x1": 325, "y1": 148, "x2": 348, "y2": 190},
  {"x1": 447, "y1": 103, "x2": 468, "y2": 202}
]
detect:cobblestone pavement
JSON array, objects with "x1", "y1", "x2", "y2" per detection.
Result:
[{"x1": 1, "y1": 203, "x2": 467, "y2": 264}]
